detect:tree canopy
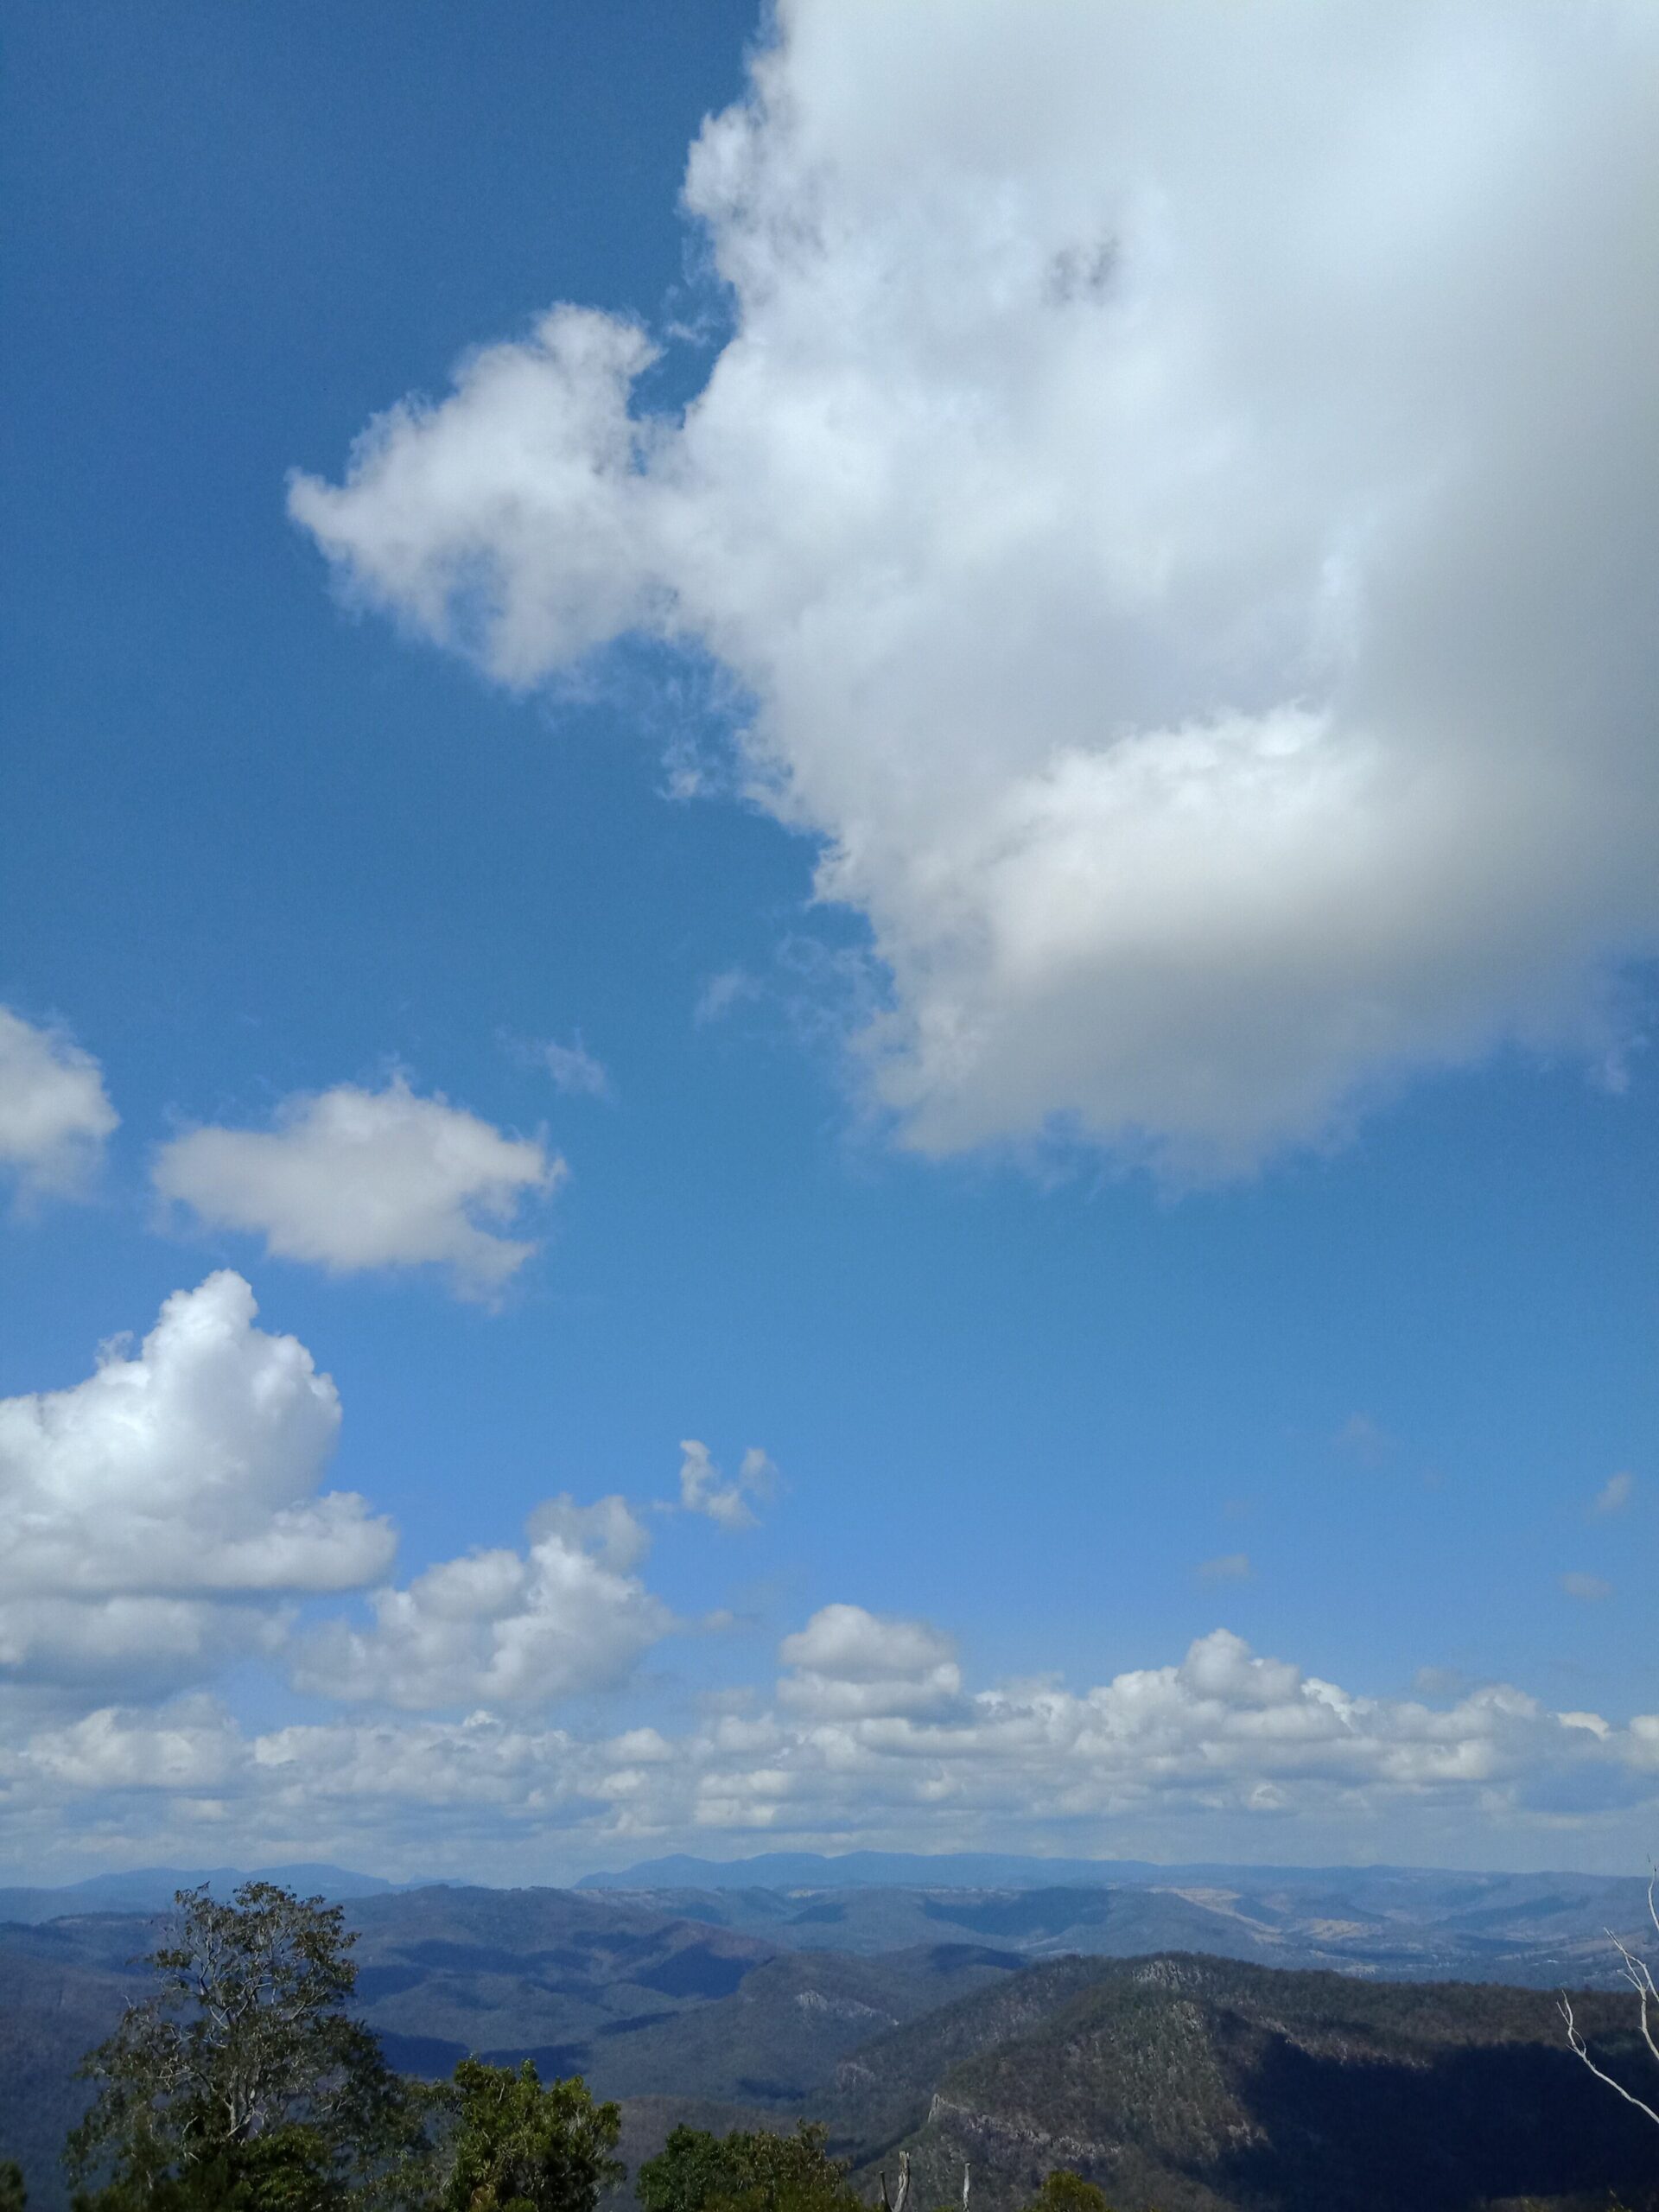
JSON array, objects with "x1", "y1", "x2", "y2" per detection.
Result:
[
  {"x1": 66, "y1": 1881, "x2": 424, "y2": 2211},
  {"x1": 60, "y1": 1884, "x2": 633, "y2": 2212},
  {"x1": 437, "y1": 2058, "x2": 621, "y2": 2212},
  {"x1": 637, "y1": 2123, "x2": 861, "y2": 2212}
]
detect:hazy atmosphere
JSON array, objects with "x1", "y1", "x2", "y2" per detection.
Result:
[{"x1": 3, "y1": 0, "x2": 1657, "y2": 1890}]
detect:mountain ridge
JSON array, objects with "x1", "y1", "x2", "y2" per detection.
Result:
[{"x1": 0, "y1": 1862, "x2": 414, "y2": 1923}]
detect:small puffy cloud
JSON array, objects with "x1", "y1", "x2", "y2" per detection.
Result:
[
  {"x1": 291, "y1": 1495, "x2": 671, "y2": 1712},
  {"x1": 1592, "y1": 1471, "x2": 1635, "y2": 1516},
  {"x1": 678, "y1": 1440, "x2": 777, "y2": 1530},
  {"x1": 1198, "y1": 1552, "x2": 1251, "y2": 1584},
  {"x1": 779, "y1": 1603, "x2": 963, "y2": 1719},
  {"x1": 154, "y1": 1077, "x2": 561, "y2": 1298},
  {"x1": 0, "y1": 1273, "x2": 393, "y2": 1697},
  {"x1": 292, "y1": 3, "x2": 1659, "y2": 1175},
  {"x1": 0, "y1": 1007, "x2": 118, "y2": 1200},
  {"x1": 1561, "y1": 1572, "x2": 1613, "y2": 1602}
]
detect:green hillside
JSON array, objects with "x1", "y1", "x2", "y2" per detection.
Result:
[
  {"x1": 866, "y1": 1953, "x2": 1659, "y2": 2212},
  {"x1": 0, "y1": 1923, "x2": 154, "y2": 2212},
  {"x1": 581, "y1": 1945, "x2": 1020, "y2": 2106}
]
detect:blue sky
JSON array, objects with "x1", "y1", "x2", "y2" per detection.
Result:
[{"x1": 2, "y1": 0, "x2": 1656, "y2": 1881}]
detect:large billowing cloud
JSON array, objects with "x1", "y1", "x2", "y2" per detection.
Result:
[
  {"x1": 291, "y1": 1, "x2": 1659, "y2": 1173},
  {"x1": 289, "y1": 1495, "x2": 671, "y2": 1711},
  {"x1": 0, "y1": 1006, "x2": 118, "y2": 1199},
  {"x1": 0, "y1": 1273, "x2": 392, "y2": 1696},
  {"x1": 154, "y1": 1077, "x2": 561, "y2": 1297}
]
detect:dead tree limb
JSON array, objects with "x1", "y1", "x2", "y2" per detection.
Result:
[{"x1": 1561, "y1": 1870, "x2": 1659, "y2": 2130}]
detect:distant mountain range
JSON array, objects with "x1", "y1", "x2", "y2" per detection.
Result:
[
  {"x1": 577, "y1": 1865, "x2": 1654, "y2": 1986},
  {"x1": 5, "y1": 1867, "x2": 1657, "y2": 2211},
  {"x1": 575, "y1": 1851, "x2": 1357, "y2": 1891},
  {"x1": 0, "y1": 1860, "x2": 408, "y2": 1923}
]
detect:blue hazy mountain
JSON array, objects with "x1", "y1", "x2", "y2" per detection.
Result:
[
  {"x1": 0, "y1": 1861, "x2": 404, "y2": 1923},
  {"x1": 576, "y1": 1851, "x2": 1428, "y2": 1891},
  {"x1": 581, "y1": 1852, "x2": 1178, "y2": 1890}
]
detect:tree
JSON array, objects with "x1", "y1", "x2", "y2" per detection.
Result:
[
  {"x1": 436, "y1": 2059, "x2": 621, "y2": 2212},
  {"x1": 67, "y1": 1881, "x2": 425, "y2": 2211},
  {"x1": 0, "y1": 2161, "x2": 26, "y2": 2212},
  {"x1": 637, "y1": 2124, "x2": 860, "y2": 2212},
  {"x1": 1020, "y1": 2177, "x2": 1110, "y2": 2212}
]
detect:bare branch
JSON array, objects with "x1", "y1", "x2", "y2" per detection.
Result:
[
  {"x1": 1560, "y1": 1993, "x2": 1659, "y2": 2130},
  {"x1": 1607, "y1": 1933, "x2": 1659, "y2": 2070}
]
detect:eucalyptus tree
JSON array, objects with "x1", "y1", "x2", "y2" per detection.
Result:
[{"x1": 67, "y1": 1881, "x2": 425, "y2": 2210}]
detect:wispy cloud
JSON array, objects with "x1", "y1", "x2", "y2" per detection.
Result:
[
  {"x1": 1560, "y1": 1572, "x2": 1613, "y2": 1603},
  {"x1": 1592, "y1": 1471, "x2": 1635, "y2": 1517},
  {"x1": 677, "y1": 1440, "x2": 778, "y2": 1530},
  {"x1": 536, "y1": 1035, "x2": 612, "y2": 1099},
  {"x1": 1335, "y1": 1414, "x2": 1395, "y2": 1465},
  {"x1": 1198, "y1": 1552, "x2": 1252, "y2": 1584},
  {"x1": 694, "y1": 969, "x2": 760, "y2": 1027}
]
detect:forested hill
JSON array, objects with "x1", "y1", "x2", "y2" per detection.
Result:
[
  {"x1": 5, "y1": 1882, "x2": 1659, "y2": 2212},
  {"x1": 830, "y1": 1951, "x2": 1659, "y2": 2212}
]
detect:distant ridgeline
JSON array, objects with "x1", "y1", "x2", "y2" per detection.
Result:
[{"x1": 3, "y1": 1868, "x2": 1659, "y2": 2211}]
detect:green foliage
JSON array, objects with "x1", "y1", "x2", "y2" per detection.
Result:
[
  {"x1": 435, "y1": 2058, "x2": 621, "y2": 2212},
  {"x1": 0, "y1": 2158, "x2": 24, "y2": 2212},
  {"x1": 69, "y1": 2122, "x2": 348, "y2": 2211},
  {"x1": 65, "y1": 1882, "x2": 427, "y2": 2212},
  {"x1": 638, "y1": 2123, "x2": 859, "y2": 2212},
  {"x1": 1021, "y1": 2176, "x2": 1111, "y2": 2212}
]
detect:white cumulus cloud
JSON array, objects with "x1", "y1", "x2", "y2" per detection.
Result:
[
  {"x1": 0, "y1": 1273, "x2": 393, "y2": 1696},
  {"x1": 290, "y1": 1493, "x2": 671, "y2": 1712},
  {"x1": 1592, "y1": 1471, "x2": 1635, "y2": 1516},
  {"x1": 778, "y1": 1602, "x2": 963, "y2": 1719},
  {"x1": 13, "y1": 1624, "x2": 1659, "y2": 1875},
  {"x1": 292, "y1": 1, "x2": 1659, "y2": 1173},
  {"x1": 154, "y1": 1077, "x2": 561, "y2": 1297},
  {"x1": 677, "y1": 1440, "x2": 776, "y2": 1529},
  {"x1": 0, "y1": 1006, "x2": 118, "y2": 1199}
]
